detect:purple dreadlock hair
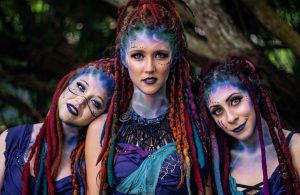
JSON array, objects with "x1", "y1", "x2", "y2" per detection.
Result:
[
  {"x1": 196, "y1": 56, "x2": 300, "y2": 194},
  {"x1": 96, "y1": 0, "x2": 207, "y2": 194},
  {"x1": 22, "y1": 58, "x2": 115, "y2": 195}
]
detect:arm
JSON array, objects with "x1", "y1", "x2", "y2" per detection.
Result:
[
  {"x1": 288, "y1": 132, "x2": 300, "y2": 180},
  {"x1": 85, "y1": 114, "x2": 107, "y2": 195},
  {"x1": 0, "y1": 130, "x2": 8, "y2": 192}
]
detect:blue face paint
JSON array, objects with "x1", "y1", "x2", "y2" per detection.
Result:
[
  {"x1": 120, "y1": 25, "x2": 179, "y2": 67},
  {"x1": 204, "y1": 79, "x2": 247, "y2": 105},
  {"x1": 70, "y1": 67, "x2": 114, "y2": 99}
]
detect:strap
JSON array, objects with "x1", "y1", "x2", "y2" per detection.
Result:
[
  {"x1": 236, "y1": 182, "x2": 262, "y2": 193},
  {"x1": 286, "y1": 130, "x2": 299, "y2": 145}
]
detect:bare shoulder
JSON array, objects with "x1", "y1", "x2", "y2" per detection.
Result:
[
  {"x1": 85, "y1": 114, "x2": 107, "y2": 194},
  {"x1": 287, "y1": 130, "x2": 300, "y2": 153},
  {"x1": 87, "y1": 113, "x2": 108, "y2": 135},
  {"x1": 86, "y1": 113, "x2": 108, "y2": 147},
  {"x1": 282, "y1": 129, "x2": 300, "y2": 147},
  {"x1": 0, "y1": 130, "x2": 8, "y2": 151},
  {"x1": 0, "y1": 130, "x2": 8, "y2": 141},
  {"x1": 283, "y1": 129, "x2": 300, "y2": 177},
  {"x1": 0, "y1": 130, "x2": 8, "y2": 187},
  {"x1": 31, "y1": 123, "x2": 43, "y2": 139}
]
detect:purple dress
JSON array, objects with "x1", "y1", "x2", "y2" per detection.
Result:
[
  {"x1": 112, "y1": 110, "x2": 190, "y2": 195},
  {"x1": 1, "y1": 124, "x2": 73, "y2": 195}
]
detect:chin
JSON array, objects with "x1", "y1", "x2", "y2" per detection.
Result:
[
  {"x1": 236, "y1": 131, "x2": 254, "y2": 141},
  {"x1": 63, "y1": 120, "x2": 87, "y2": 128}
]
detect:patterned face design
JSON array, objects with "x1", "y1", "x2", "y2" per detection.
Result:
[
  {"x1": 206, "y1": 83, "x2": 257, "y2": 141},
  {"x1": 123, "y1": 30, "x2": 172, "y2": 96},
  {"x1": 58, "y1": 74, "x2": 108, "y2": 127}
]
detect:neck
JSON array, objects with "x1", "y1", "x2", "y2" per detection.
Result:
[
  {"x1": 61, "y1": 122, "x2": 82, "y2": 154},
  {"x1": 131, "y1": 84, "x2": 169, "y2": 119},
  {"x1": 233, "y1": 117, "x2": 273, "y2": 155}
]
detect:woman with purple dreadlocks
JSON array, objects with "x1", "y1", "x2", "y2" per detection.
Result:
[
  {"x1": 0, "y1": 58, "x2": 115, "y2": 195},
  {"x1": 85, "y1": 0, "x2": 209, "y2": 194},
  {"x1": 196, "y1": 56, "x2": 300, "y2": 194}
]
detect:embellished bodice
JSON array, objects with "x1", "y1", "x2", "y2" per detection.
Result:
[
  {"x1": 117, "y1": 109, "x2": 174, "y2": 150},
  {"x1": 1, "y1": 124, "x2": 73, "y2": 195},
  {"x1": 113, "y1": 109, "x2": 188, "y2": 195}
]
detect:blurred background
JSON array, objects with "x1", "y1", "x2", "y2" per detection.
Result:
[{"x1": 1, "y1": 0, "x2": 300, "y2": 131}]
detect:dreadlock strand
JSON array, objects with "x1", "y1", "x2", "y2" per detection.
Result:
[
  {"x1": 260, "y1": 88, "x2": 297, "y2": 193},
  {"x1": 52, "y1": 110, "x2": 63, "y2": 178},
  {"x1": 184, "y1": 108, "x2": 204, "y2": 192},
  {"x1": 240, "y1": 74, "x2": 270, "y2": 195},
  {"x1": 178, "y1": 67, "x2": 192, "y2": 193},
  {"x1": 116, "y1": 0, "x2": 138, "y2": 35},
  {"x1": 222, "y1": 137, "x2": 230, "y2": 194},
  {"x1": 70, "y1": 141, "x2": 83, "y2": 195}
]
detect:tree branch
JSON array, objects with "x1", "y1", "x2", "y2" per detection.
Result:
[{"x1": 241, "y1": 0, "x2": 300, "y2": 58}]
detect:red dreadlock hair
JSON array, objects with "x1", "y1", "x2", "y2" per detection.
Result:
[
  {"x1": 97, "y1": 0, "x2": 207, "y2": 194},
  {"x1": 22, "y1": 58, "x2": 115, "y2": 195},
  {"x1": 196, "y1": 56, "x2": 300, "y2": 194}
]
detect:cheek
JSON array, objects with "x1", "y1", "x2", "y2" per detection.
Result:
[
  {"x1": 238, "y1": 97, "x2": 253, "y2": 115},
  {"x1": 157, "y1": 57, "x2": 172, "y2": 67},
  {"x1": 211, "y1": 114, "x2": 227, "y2": 130},
  {"x1": 57, "y1": 92, "x2": 67, "y2": 108},
  {"x1": 216, "y1": 119, "x2": 227, "y2": 130},
  {"x1": 81, "y1": 109, "x2": 94, "y2": 122}
]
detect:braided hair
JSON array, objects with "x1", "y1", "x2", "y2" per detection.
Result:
[
  {"x1": 196, "y1": 56, "x2": 300, "y2": 194},
  {"x1": 97, "y1": 0, "x2": 207, "y2": 194},
  {"x1": 22, "y1": 58, "x2": 115, "y2": 195}
]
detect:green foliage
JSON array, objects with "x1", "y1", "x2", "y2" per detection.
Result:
[
  {"x1": 0, "y1": 0, "x2": 116, "y2": 130},
  {"x1": 224, "y1": 0, "x2": 300, "y2": 77},
  {"x1": 266, "y1": 49, "x2": 297, "y2": 74}
]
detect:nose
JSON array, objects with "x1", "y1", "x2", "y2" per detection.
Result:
[
  {"x1": 226, "y1": 110, "x2": 238, "y2": 124},
  {"x1": 75, "y1": 96, "x2": 87, "y2": 107},
  {"x1": 144, "y1": 57, "x2": 156, "y2": 74}
]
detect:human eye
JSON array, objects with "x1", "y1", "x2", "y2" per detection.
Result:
[
  {"x1": 76, "y1": 82, "x2": 86, "y2": 93},
  {"x1": 231, "y1": 96, "x2": 243, "y2": 106},
  {"x1": 131, "y1": 52, "x2": 144, "y2": 61},
  {"x1": 155, "y1": 52, "x2": 169, "y2": 59},
  {"x1": 91, "y1": 99, "x2": 102, "y2": 110},
  {"x1": 211, "y1": 107, "x2": 223, "y2": 116}
]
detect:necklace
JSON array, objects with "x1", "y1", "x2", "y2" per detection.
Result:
[{"x1": 119, "y1": 106, "x2": 169, "y2": 125}]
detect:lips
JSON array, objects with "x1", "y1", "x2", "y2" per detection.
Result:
[
  {"x1": 233, "y1": 122, "x2": 246, "y2": 133},
  {"x1": 67, "y1": 103, "x2": 78, "y2": 116},
  {"x1": 142, "y1": 77, "x2": 157, "y2": 84}
]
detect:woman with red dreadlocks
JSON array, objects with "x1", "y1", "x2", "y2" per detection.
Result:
[
  {"x1": 0, "y1": 58, "x2": 115, "y2": 195},
  {"x1": 85, "y1": 0, "x2": 208, "y2": 194},
  {"x1": 196, "y1": 56, "x2": 300, "y2": 194}
]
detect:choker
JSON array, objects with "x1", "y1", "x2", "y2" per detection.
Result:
[{"x1": 119, "y1": 107, "x2": 169, "y2": 125}]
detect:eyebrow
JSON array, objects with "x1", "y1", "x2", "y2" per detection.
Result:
[
  {"x1": 97, "y1": 96, "x2": 105, "y2": 105},
  {"x1": 80, "y1": 79, "x2": 89, "y2": 86},
  {"x1": 127, "y1": 49, "x2": 144, "y2": 53},
  {"x1": 155, "y1": 50, "x2": 170, "y2": 53},
  {"x1": 225, "y1": 92, "x2": 241, "y2": 102},
  {"x1": 208, "y1": 92, "x2": 241, "y2": 109}
]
